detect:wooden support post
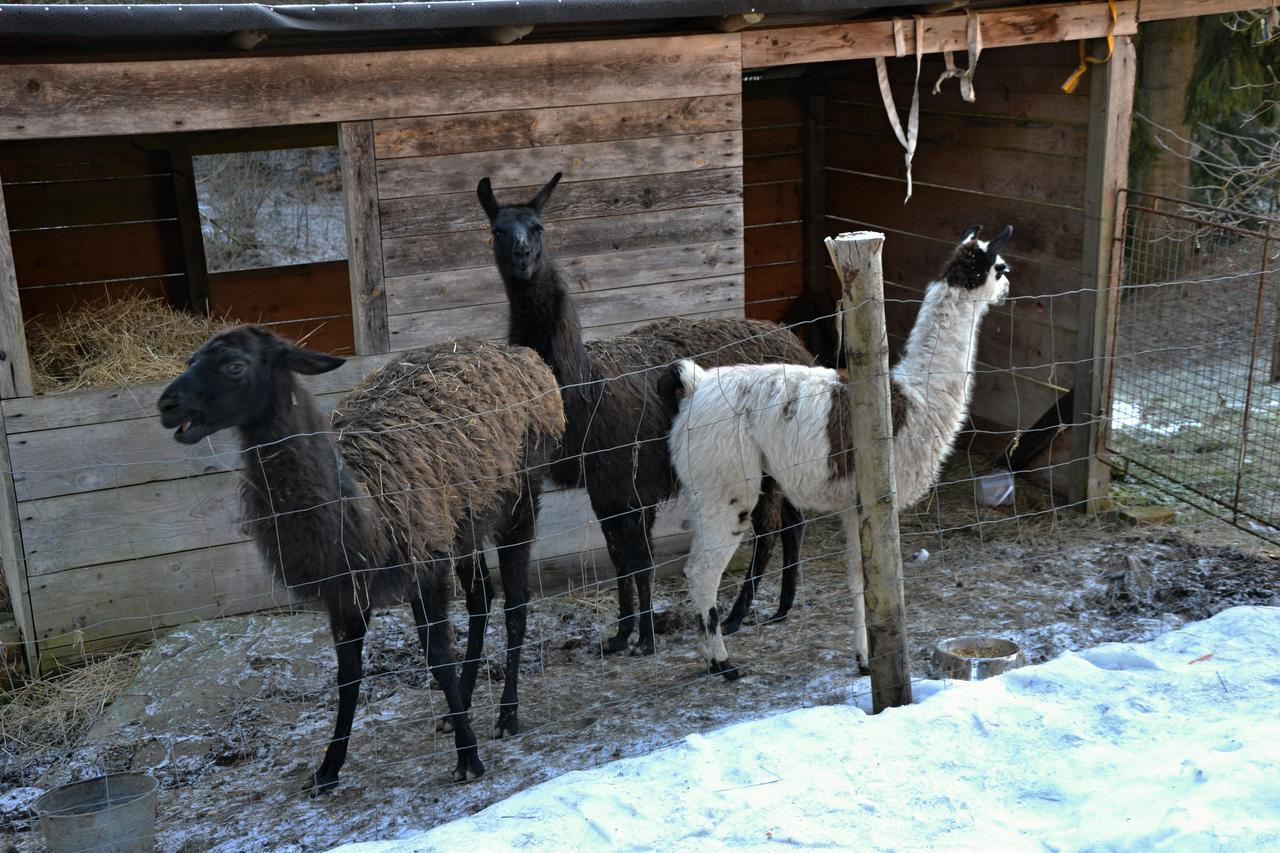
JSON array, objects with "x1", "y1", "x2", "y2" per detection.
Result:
[
  {"x1": 825, "y1": 230, "x2": 912, "y2": 713},
  {"x1": 339, "y1": 121, "x2": 391, "y2": 355},
  {"x1": 1069, "y1": 35, "x2": 1136, "y2": 513},
  {"x1": 168, "y1": 147, "x2": 212, "y2": 315},
  {"x1": 0, "y1": 176, "x2": 32, "y2": 399}
]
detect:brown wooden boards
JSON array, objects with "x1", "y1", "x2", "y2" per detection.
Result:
[{"x1": 743, "y1": 80, "x2": 805, "y2": 323}]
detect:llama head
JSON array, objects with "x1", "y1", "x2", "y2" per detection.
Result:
[
  {"x1": 476, "y1": 171, "x2": 562, "y2": 281},
  {"x1": 944, "y1": 225, "x2": 1013, "y2": 304},
  {"x1": 158, "y1": 325, "x2": 345, "y2": 444}
]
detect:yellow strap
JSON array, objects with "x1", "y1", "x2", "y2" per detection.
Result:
[{"x1": 1061, "y1": 0, "x2": 1117, "y2": 94}]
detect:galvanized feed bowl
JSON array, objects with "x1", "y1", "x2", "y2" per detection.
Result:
[
  {"x1": 933, "y1": 636, "x2": 1026, "y2": 681},
  {"x1": 32, "y1": 772, "x2": 159, "y2": 853}
]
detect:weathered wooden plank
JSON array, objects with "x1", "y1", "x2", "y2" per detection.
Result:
[
  {"x1": 17, "y1": 277, "x2": 172, "y2": 320},
  {"x1": 167, "y1": 147, "x2": 211, "y2": 314},
  {"x1": 1070, "y1": 35, "x2": 1136, "y2": 512},
  {"x1": 825, "y1": 172, "x2": 1085, "y2": 265},
  {"x1": 826, "y1": 132, "x2": 1087, "y2": 209},
  {"x1": 209, "y1": 260, "x2": 352, "y2": 326},
  {"x1": 742, "y1": 91, "x2": 804, "y2": 129},
  {"x1": 383, "y1": 203, "x2": 743, "y2": 278},
  {"x1": 0, "y1": 400, "x2": 36, "y2": 668},
  {"x1": 745, "y1": 222, "x2": 803, "y2": 267},
  {"x1": 20, "y1": 470, "x2": 246, "y2": 576},
  {"x1": 10, "y1": 220, "x2": 185, "y2": 288},
  {"x1": 376, "y1": 131, "x2": 743, "y2": 200},
  {"x1": 339, "y1": 121, "x2": 390, "y2": 355},
  {"x1": 0, "y1": 174, "x2": 33, "y2": 399},
  {"x1": 373, "y1": 94, "x2": 741, "y2": 159},
  {"x1": 388, "y1": 274, "x2": 745, "y2": 348},
  {"x1": 742, "y1": 1, "x2": 1140, "y2": 68},
  {"x1": 744, "y1": 154, "x2": 802, "y2": 187},
  {"x1": 1, "y1": 174, "x2": 175, "y2": 231},
  {"x1": 744, "y1": 125, "x2": 802, "y2": 158},
  {"x1": 0, "y1": 34, "x2": 742, "y2": 140},
  {"x1": 385, "y1": 239, "x2": 744, "y2": 316},
  {"x1": 1138, "y1": 0, "x2": 1270, "y2": 21},
  {"x1": 0, "y1": 141, "x2": 166, "y2": 183},
  {"x1": 379, "y1": 168, "x2": 743, "y2": 239},
  {"x1": 3, "y1": 352, "x2": 396, "y2": 434},
  {"x1": 827, "y1": 101, "x2": 1089, "y2": 161},
  {"x1": 745, "y1": 263, "x2": 803, "y2": 322},
  {"x1": 744, "y1": 181, "x2": 802, "y2": 226},
  {"x1": 28, "y1": 540, "x2": 283, "y2": 652}
]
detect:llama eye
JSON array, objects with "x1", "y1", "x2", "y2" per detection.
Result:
[{"x1": 223, "y1": 361, "x2": 246, "y2": 378}]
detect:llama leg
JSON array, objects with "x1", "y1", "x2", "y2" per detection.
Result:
[
  {"x1": 494, "y1": 494, "x2": 535, "y2": 739},
  {"x1": 633, "y1": 505, "x2": 659, "y2": 656},
  {"x1": 842, "y1": 509, "x2": 870, "y2": 674},
  {"x1": 768, "y1": 499, "x2": 805, "y2": 623},
  {"x1": 455, "y1": 553, "x2": 497, "y2": 715},
  {"x1": 723, "y1": 484, "x2": 780, "y2": 635},
  {"x1": 600, "y1": 511, "x2": 649, "y2": 655},
  {"x1": 307, "y1": 604, "x2": 370, "y2": 794},
  {"x1": 685, "y1": 498, "x2": 755, "y2": 681},
  {"x1": 412, "y1": 595, "x2": 484, "y2": 781}
]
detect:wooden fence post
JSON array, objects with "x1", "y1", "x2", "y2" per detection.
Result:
[{"x1": 825, "y1": 230, "x2": 912, "y2": 712}]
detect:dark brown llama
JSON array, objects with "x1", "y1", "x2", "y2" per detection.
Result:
[
  {"x1": 158, "y1": 327, "x2": 563, "y2": 790},
  {"x1": 478, "y1": 172, "x2": 814, "y2": 663}
]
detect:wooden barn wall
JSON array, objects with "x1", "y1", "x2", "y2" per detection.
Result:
[
  {"x1": 208, "y1": 261, "x2": 355, "y2": 355},
  {"x1": 370, "y1": 97, "x2": 746, "y2": 350},
  {"x1": 824, "y1": 43, "x2": 1089, "y2": 439},
  {"x1": 742, "y1": 81, "x2": 805, "y2": 323},
  {"x1": 4, "y1": 35, "x2": 744, "y2": 664}
]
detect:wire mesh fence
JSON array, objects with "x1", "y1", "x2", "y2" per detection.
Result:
[
  {"x1": 2, "y1": 216, "x2": 1278, "y2": 850},
  {"x1": 1106, "y1": 190, "x2": 1280, "y2": 542}
]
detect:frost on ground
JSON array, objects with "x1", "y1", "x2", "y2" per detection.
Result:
[
  {"x1": 338, "y1": 606, "x2": 1280, "y2": 852},
  {"x1": 3, "y1": 485, "x2": 1277, "y2": 851}
]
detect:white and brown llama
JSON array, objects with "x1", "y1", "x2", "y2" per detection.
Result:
[{"x1": 664, "y1": 225, "x2": 1013, "y2": 679}]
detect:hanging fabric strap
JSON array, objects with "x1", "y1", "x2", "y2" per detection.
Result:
[
  {"x1": 875, "y1": 16, "x2": 924, "y2": 203},
  {"x1": 1061, "y1": 0, "x2": 1118, "y2": 94},
  {"x1": 933, "y1": 9, "x2": 983, "y2": 102}
]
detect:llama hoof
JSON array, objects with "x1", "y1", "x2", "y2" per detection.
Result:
[
  {"x1": 856, "y1": 660, "x2": 871, "y2": 677},
  {"x1": 629, "y1": 640, "x2": 656, "y2": 657},
  {"x1": 495, "y1": 708, "x2": 519, "y2": 739},
  {"x1": 303, "y1": 769, "x2": 339, "y2": 796},
  {"x1": 764, "y1": 610, "x2": 789, "y2": 625},
  {"x1": 721, "y1": 617, "x2": 745, "y2": 637},
  {"x1": 452, "y1": 753, "x2": 486, "y2": 782},
  {"x1": 709, "y1": 659, "x2": 742, "y2": 681},
  {"x1": 602, "y1": 634, "x2": 631, "y2": 656}
]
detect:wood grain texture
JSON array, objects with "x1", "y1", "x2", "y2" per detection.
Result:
[
  {"x1": 167, "y1": 147, "x2": 211, "y2": 313},
  {"x1": 1, "y1": 174, "x2": 175, "y2": 231},
  {"x1": 0, "y1": 402, "x2": 36, "y2": 667},
  {"x1": 9, "y1": 220, "x2": 185, "y2": 289},
  {"x1": 379, "y1": 168, "x2": 743, "y2": 239},
  {"x1": 385, "y1": 239, "x2": 743, "y2": 316},
  {"x1": 744, "y1": 181, "x2": 802, "y2": 226},
  {"x1": 376, "y1": 131, "x2": 743, "y2": 200},
  {"x1": 0, "y1": 34, "x2": 741, "y2": 140},
  {"x1": 383, "y1": 203, "x2": 743, "y2": 278},
  {"x1": 209, "y1": 260, "x2": 352, "y2": 325},
  {"x1": 743, "y1": 1, "x2": 1141, "y2": 68},
  {"x1": 0, "y1": 176, "x2": 33, "y2": 399},
  {"x1": 339, "y1": 121, "x2": 390, "y2": 355},
  {"x1": 389, "y1": 273, "x2": 745, "y2": 348},
  {"x1": 374, "y1": 95, "x2": 741, "y2": 159}
]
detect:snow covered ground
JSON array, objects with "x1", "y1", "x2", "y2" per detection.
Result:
[{"x1": 334, "y1": 606, "x2": 1280, "y2": 852}]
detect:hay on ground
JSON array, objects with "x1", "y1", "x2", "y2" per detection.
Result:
[{"x1": 26, "y1": 296, "x2": 229, "y2": 395}]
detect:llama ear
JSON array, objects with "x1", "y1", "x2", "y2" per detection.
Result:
[
  {"x1": 959, "y1": 225, "x2": 982, "y2": 244},
  {"x1": 477, "y1": 177, "x2": 501, "y2": 222},
  {"x1": 528, "y1": 172, "x2": 562, "y2": 214},
  {"x1": 282, "y1": 346, "x2": 346, "y2": 376},
  {"x1": 986, "y1": 224, "x2": 1014, "y2": 255}
]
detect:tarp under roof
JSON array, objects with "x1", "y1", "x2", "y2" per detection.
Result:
[{"x1": 0, "y1": 1, "x2": 920, "y2": 39}]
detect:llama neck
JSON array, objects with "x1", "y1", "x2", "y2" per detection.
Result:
[
  {"x1": 890, "y1": 281, "x2": 992, "y2": 505},
  {"x1": 503, "y1": 261, "x2": 595, "y2": 391},
  {"x1": 237, "y1": 374, "x2": 342, "y2": 520}
]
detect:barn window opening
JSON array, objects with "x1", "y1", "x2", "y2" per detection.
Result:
[{"x1": 193, "y1": 146, "x2": 346, "y2": 274}]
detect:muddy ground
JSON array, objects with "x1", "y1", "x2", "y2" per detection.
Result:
[{"x1": 3, "y1": 470, "x2": 1277, "y2": 852}]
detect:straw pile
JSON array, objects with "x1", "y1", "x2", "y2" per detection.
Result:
[
  {"x1": 0, "y1": 651, "x2": 140, "y2": 769},
  {"x1": 26, "y1": 296, "x2": 229, "y2": 395}
]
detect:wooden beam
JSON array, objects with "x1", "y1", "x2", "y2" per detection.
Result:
[
  {"x1": 744, "y1": 0, "x2": 1146, "y2": 67},
  {"x1": 0, "y1": 175, "x2": 32, "y2": 399},
  {"x1": 0, "y1": 34, "x2": 741, "y2": 141},
  {"x1": 0, "y1": 402, "x2": 37, "y2": 671},
  {"x1": 1069, "y1": 35, "x2": 1136, "y2": 513},
  {"x1": 1136, "y1": 0, "x2": 1272, "y2": 22},
  {"x1": 167, "y1": 147, "x2": 211, "y2": 314},
  {"x1": 339, "y1": 121, "x2": 390, "y2": 355},
  {"x1": 827, "y1": 230, "x2": 912, "y2": 713}
]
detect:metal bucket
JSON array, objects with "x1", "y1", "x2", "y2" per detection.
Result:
[
  {"x1": 933, "y1": 636, "x2": 1026, "y2": 681},
  {"x1": 32, "y1": 772, "x2": 159, "y2": 853}
]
